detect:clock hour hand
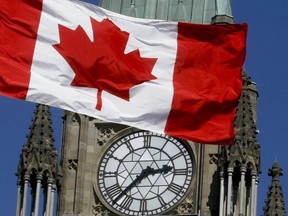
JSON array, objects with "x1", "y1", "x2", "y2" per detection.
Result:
[
  {"x1": 112, "y1": 165, "x2": 172, "y2": 204},
  {"x1": 150, "y1": 164, "x2": 173, "y2": 175}
]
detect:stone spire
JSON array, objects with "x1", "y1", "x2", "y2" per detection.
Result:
[
  {"x1": 263, "y1": 161, "x2": 286, "y2": 216},
  {"x1": 218, "y1": 69, "x2": 261, "y2": 216},
  {"x1": 15, "y1": 104, "x2": 59, "y2": 216},
  {"x1": 16, "y1": 104, "x2": 58, "y2": 181},
  {"x1": 219, "y1": 69, "x2": 260, "y2": 173}
]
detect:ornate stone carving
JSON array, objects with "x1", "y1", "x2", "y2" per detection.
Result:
[
  {"x1": 92, "y1": 202, "x2": 110, "y2": 216},
  {"x1": 209, "y1": 154, "x2": 219, "y2": 164},
  {"x1": 72, "y1": 114, "x2": 80, "y2": 124},
  {"x1": 92, "y1": 185, "x2": 112, "y2": 216},
  {"x1": 96, "y1": 128, "x2": 116, "y2": 146},
  {"x1": 68, "y1": 159, "x2": 78, "y2": 170},
  {"x1": 169, "y1": 198, "x2": 194, "y2": 214}
]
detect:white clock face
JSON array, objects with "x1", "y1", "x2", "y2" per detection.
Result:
[{"x1": 97, "y1": 131, "x2": 193, "y2": 215}]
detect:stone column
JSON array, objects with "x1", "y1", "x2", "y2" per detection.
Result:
[
  {"x1": 45, "y1": 179, "x2": 53, "y2": 216},
  {"x1": 239, "y1": 166, "x2": 247, "y2": 215},
  {"x1": 226, "y1": 167, "x2": 234, "y2": 216},
  {"x1": 219, "y1": 171, "x2": 225, "y2": 216},
  {"x1": 33, "y1": 175, "x2": 42, "y2": 216},
  {"x1": 16, "y1": 180, "x2": 22, "y2": 216},
  {"x1": 250, "y1": 170, "x2": 257, "y2": 216},
  {"x1": 246, "y1": 186, "x2": 251, "y2": 216},
  {"x1": 50, "y1": 184, "x2": 56, "y2": 215},
  {"x1": 22, "y1": 175, "x2": 30, "y2": 216},
  {"x1": 253, "y1": 176, "x2": 259, "y2": 216}
]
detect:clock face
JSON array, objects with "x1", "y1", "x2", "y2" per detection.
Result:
[{"x1": 97, "y1": 131, "x2": 193, "y2": 215}]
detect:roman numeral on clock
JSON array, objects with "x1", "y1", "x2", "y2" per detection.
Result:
[
  {"x1": 174, "y1": 168, "x2": 188, "y2": 175},
  {"x1": 157, "y1": 195, "x2": 166, "y2": 206},
  {"x1": 103, "y1": 171, "x2": 117, "y2": 177},
  {"x1": 125, "y1": 141, "x2": 133, "y2": 152},
  {"x1": 120, "y1": 196, "x2": 133, "y2": 209},
  {"x1": 168, "y1": 182, "x2": 183, "y2": 194},
  {"x1": 143, "y1": 135, "x2": 152, "y2": 147},
  {"x1": 106, "y1": 184, "x2": 121, "y2": 198},
  {"x1": 171, "y1": 152, "x2": 183, "y2": 160},
  {"x1": 140, "y1": 200, "x2": 147, "y2": 212}
]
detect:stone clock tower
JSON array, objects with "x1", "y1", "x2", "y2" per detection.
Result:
[
  {"x1": 55, "y1": 72, "x2": 260, "y2": 216},
  {"x1": 55, "y1": 1, "x2": 261, "y2": 216},
  {"x1": 14, "y1": 1, "x2": 261, "y2": 216}
]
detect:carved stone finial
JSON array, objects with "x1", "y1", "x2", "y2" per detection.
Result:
[
  {"x1": 263, "y1": 161, "x2": 286, "y2": 216},
  {"x1": 268, "y1": 161, "x2": 283, "y2": 180}
]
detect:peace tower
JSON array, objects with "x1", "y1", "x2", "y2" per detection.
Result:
[{"x1": 15, "y1": 0, "x2": 266, "y2": 215}]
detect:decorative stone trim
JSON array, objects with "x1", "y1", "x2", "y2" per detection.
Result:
[
  {"x1": 96, "y1": 128, "x2": 116, "y2": 146},
  {"x1": 169, "y1": 198, "x2": 194, "y2": 214},
  {"x1": 67, "y1": 159, "x2": 78, "y2": 170},
  {"x1": 209, "y1": 153, "x2": 219, "y2": 164},
  {"x1": 92, "y1": 202, "x2": 110, "y2": 216},
  {"x1": 92, "y1": 185, "x2": 112, "y2": 216}
]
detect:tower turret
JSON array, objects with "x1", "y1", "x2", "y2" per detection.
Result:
[
  {"x1": 218, "y1": 70, "x2": 261, "y2": 216},
  {"x1": 15, "y1": 104, "x2": 59, "y2": 216},
  {"x1": 263, "y1": 161, "x2": 286, "y2": 216}
]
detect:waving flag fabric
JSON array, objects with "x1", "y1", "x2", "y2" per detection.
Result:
[{"x1": 0, "y1": 0, "x2": 247, "y2": 144}]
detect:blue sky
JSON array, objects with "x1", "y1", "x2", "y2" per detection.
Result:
[
  {"x1": 1, "y1": 0, "x2": 288, "y2": 215},
  {"x1": 231, "y1": 1, "x2": 288, "y2": 213}
]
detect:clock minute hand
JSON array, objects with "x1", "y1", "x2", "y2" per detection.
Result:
[
  {"x1": 112, "y1": 165, "x2": 173, "y2": 204},
  {"x1": 112, "y1": 166, "x2": 153, "y2": 204}
]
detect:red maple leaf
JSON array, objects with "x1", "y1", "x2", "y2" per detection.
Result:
[{"x1": 53, "y1": 17, "x2": 157, "y2": 110}]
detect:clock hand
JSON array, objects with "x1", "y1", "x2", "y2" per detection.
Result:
[
  {"x1": 112, "y1": 165, "x2": 172, "y2": 204},
  {"x1": 149, "y1": 165, "x2": 173, "y2": 175},
  {"x1": 112, "y1": 166, "x2": 153, "y2": 204}
]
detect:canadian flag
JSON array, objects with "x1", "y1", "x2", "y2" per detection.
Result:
[{"x1": 0, "y1": 0, "x2": 247, "y2": 144}]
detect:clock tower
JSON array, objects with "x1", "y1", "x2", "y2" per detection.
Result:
[{"x1": 55, "y1": 0, "x2": 261, "y2": 215}]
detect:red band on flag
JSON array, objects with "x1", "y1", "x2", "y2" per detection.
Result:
[
  {"x1": 0, "y1": 0, "x2": 43, "y2": 99},
  {"x1": 165, "y1": 22, "x2": 246, "y2": 144},
  {"x1": 0, "y1": 0, "x2": 247, "y2": 144}
]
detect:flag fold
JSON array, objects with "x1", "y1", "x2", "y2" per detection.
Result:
[{"x1": 0, "y1": 0, "x2": 247, "y2": 144}]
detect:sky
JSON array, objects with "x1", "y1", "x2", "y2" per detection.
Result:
[{"x1": 1, "y1": 0, "x2": 287, "y2": 215}]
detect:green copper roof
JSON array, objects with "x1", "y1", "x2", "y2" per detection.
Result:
[{"x1": 99, "y1": 0, "x2": 232, "y2": 24}]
